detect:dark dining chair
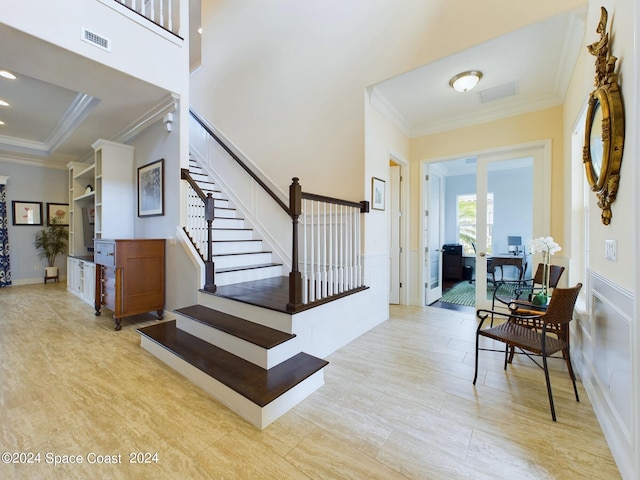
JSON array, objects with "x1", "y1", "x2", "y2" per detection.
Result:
[
  {"x1": 492, "y1": 263, "x2": 565, "y2": 310},
  {"x1": 473, "y1": 283, "x2": 582, "y2": 421}
]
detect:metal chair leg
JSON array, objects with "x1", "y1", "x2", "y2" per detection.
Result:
[
  {"x1": 473, "y1": 333, "x2": 480, "y2": 385},
  {"x1": 563, "y1": 347, "x2": 580, "y2": 402},
  {"x1": 542, "y1": 353, "x2": 557, "y2": 422}
]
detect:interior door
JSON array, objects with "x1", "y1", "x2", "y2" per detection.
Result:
[
  {"x1": 424, "y1": 166, "x2": 443, "y2": 305},
  {"x1": 389, "y1": 165, "x2": 401, "y2": 304}
]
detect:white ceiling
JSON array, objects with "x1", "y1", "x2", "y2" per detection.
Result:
[
  {"x1": 370, "y1": 8, "x2": 587, "y2": 137},
  {"x1": 0, "y1": 23, "x2": 173, "y2": 168},
  {"x1": 0, "y1": 8, "x2": 587, "y2": 170}
]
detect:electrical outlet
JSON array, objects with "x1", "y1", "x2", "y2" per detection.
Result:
[{"x1": 605, "y1": 240, "x2": 617, "y2": 261}]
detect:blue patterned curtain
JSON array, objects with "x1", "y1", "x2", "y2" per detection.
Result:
[{"x1": 0, "y1": 184, "x2": 10, "y2": 287}]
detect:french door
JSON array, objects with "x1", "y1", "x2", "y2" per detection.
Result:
[
  {"x1": 424, "y1": 165, "x2": 443, "y2": 305},
  {"x1": 422, "y1": 142, "x2": 549, "y2": 309}
]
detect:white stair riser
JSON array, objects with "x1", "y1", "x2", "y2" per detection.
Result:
[
  {"x1": 213, "y1": 240, "x2": 263, "y2": 255},
  {"x1": 213, "y1": 199, "x2": 229, "y2": 208},
  {"x1": 190, "y1": 173, "x2": 210, "y2": 182},
  {"x1": 176, "y1": 316, "x2": 301, "y2": 369},
  {"x1": 212, "y1": 229, "x2": 254, "y2": 241},
  {"x1": 214, "y1": 218, "x2": 245, "y2": 229},
  {"x1": 214, "y1": 252, "x2": 273, "y2": 269},
  {"x1": 214, "y1": 209, "x2": 238, "y2": 219},
  {"x1": 140, "y1": 337, "x2": 325, "y2": 429},
  {"x1": 215, "y1": 265, "x2": 282, "y2": 286},
  {"x1": 196, "y1": 290, "x2": 293, "y2": 333}
]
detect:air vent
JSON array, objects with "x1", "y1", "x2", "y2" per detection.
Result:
[
  {"x1": 81, "y1": 27, "x2": 111, "y2": 52},
  {"x1": 479, "y1": 81, "x2": 517, "y2": 103}
]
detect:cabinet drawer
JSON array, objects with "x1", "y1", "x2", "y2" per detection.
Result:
[{"x1": 95, "y1": 241, "x2": 115, "y2": 267}]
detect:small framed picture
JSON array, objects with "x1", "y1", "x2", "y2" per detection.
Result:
[
  {"x1": 138, "y1": 159, "x2": 164, "y2": 217},
  {"x1": 371, "y1": 177, "x2": 386, "y2": 211},
  {"x1": 46, "y1": 203, "x2": 69, "y2": 226},
  {"x1": 12, "y1": 201, "x2": 43, "y2": 226}
]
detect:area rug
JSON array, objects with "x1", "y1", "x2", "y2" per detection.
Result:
[
  {"x1": 440, "y1": 281, "x2": 522, "y2": 307},
  {"x1": 440, "y1": 281, "x2": 483, "y2": 307}
]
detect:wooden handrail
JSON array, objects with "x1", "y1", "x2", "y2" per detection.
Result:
[
  {"x1": 302, "y1": 191, "x2": 370, "y2": 212},
  {"x1": 190, "y1": 110, "x2": 290, "y2": 214},
  {"x1": 181, "y1": 168, "x2": 207, "y2": 200}
]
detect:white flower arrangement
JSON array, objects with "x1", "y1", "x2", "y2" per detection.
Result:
[
  {"x1": 529, "y1": 236, "x2": 561, "y2": 256},
  {"x1": 529, "y1": 236, "x2": 561, "y2": 304}
]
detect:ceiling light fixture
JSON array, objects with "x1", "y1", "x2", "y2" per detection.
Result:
[
  {"x1": 0, "y1": 100, "x2": 8, "y2": 107},
  {"x1": 449, "y1": 70, "x2": 483, "y2": 93},
  {"x1": 0, "y1": 70, "x2": 16, "y2": 80}
]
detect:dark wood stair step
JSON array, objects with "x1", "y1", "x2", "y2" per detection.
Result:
[
  {"x1": 174, "y1": 304, "x2": 295, "y2": 349},
  {"x1": 137, "y1": 321, "x2": 328, "y2": 407}
]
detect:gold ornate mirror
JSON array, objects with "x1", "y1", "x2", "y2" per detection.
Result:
[{"x1": 583, "y1": 7, "x2": 625, "y2": 225}]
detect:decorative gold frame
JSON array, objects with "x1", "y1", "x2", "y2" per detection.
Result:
[{"x1": 583, "y1": 7, "x2": 625, "y2": 225}]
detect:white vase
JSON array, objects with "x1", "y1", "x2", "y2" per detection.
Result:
[{"x1": 44, "y1": 266, "x2": 59, "y2": 283}]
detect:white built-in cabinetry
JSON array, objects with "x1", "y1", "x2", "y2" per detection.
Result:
[
  {"x1": 67, "y1": 257, "x2": 96, "y2": 306},
  {"x1": 66, "y1": 139, "x2": 135, "y2": 304}
]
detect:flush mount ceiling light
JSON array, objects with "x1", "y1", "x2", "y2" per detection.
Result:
[
  {"x1": 0, "y1": 70, "x2": 16, "y2": 80},
  {"x1": 449, "y1": 70, "x2": 483, "y2": 92},
  {"x1": 0, "y1": 100, "x2": 8, "y2": 107}
]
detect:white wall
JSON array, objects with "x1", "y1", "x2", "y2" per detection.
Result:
[
  {"x1": 129, "y1": 111, "x2": 197, "y2": 312},
  {"x1": 0, "y1": 161, "x2": 68, "y2": 284},
  {"x1": 192, "y1": 0, "x2": 584, "y2": 199},
  {"x1": 0, "y1": 0, "x2": 187, "y2": 95},
  {"x1": 563, "y1": 1, "x2": 639, "y2": 479}
]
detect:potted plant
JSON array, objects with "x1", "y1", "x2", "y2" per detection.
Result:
[{"x1": 34, "y1": 217, "x2": 68, "y2": 282}]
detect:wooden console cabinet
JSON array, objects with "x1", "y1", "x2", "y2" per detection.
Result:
[{"x1": 94, "y1": 239, "x2": 165, "y2": 330}]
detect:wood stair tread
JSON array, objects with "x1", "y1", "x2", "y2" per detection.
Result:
[
  {"x1": 138, "y1": 321, "x2": 328, "y2": 407},
  {"x1": 175, "y1": 304, "x2": 295, "y2": 349}
]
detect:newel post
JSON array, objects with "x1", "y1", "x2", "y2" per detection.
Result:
[
  {"x1": 204, "y1": 192, "x2": 216, "y2": 293},
  {"x1": 287, "y1": 177, "x2": 303, "y2": 312}
]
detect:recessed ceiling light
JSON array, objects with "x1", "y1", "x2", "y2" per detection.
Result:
[
  {"x1": 0, "y1": 70, "x2": 16, "y2": 80},
  {"x1": 449, "y1": 70, "x2": 483, "y2": 93},
  {"x1": 0, "y1": 120, "x2": 5, "y2": 125},
  {"x1": 0, "y1": 100, "x2": 8, "y2": 107}
]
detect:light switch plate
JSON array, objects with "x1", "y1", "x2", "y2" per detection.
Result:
[{"x1": 605, "y1": 240, "x2": 617, "y2": 261}]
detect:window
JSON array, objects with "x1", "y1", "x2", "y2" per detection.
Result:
[{"x1": 457, "y1": 193, "x2": 493, "y2": 255}]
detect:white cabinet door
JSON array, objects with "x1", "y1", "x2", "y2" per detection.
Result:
[
  {"x1": 67, "y1": 257, "x2": 80, "y2": 294},
  {"x1": 82, "y1": 262, "x2": 96, "y2": 305}
]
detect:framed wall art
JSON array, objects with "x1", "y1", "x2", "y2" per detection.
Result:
[
  {"x1": 12, "y1": 201, "x2": 43, "y2": 226},
  {"x1": 138, "y1": 159, "x2": 164, "y2": 217},
  {"x1": 46, "y1": 203, "x2": 69, "y2": 226},
  {"x1": 371, "y1": 177, "x2": 386, "y2": 211}
]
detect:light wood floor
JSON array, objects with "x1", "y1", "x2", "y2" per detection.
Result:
[{"x1": 0, "y1": 283, "x2": 620, "y2": 479}]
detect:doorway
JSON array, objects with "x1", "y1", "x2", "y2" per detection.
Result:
[{"x1": 422, "y1": 142, "x2": 550, "y2": 309}]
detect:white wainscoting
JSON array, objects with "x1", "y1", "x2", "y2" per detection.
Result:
[{"x1": 575, "y1": 269, "x2": 635, "y2": 479}]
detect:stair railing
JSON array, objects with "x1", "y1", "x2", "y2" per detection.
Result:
[
  {"x1": 187, "y1": 109, "x2": 369, "y2": 311},
  {"x1": 181, "y1": 168, "x2": 216, "y2": 292},
  {"x1": 113, "y1": 0, "x2": 182, "y2": 37}
]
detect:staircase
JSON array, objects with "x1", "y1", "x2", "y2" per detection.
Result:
[
  {"x1": 186, "y1": 158, "x2": 284, "y2": 285},
  {"x1": 138, "y1": 157, "x2": 329, "y2": 429}
]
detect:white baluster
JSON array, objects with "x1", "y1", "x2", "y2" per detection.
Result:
[{"x1": 302, "y1": 199, "x2": 308, "y2": 304}]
